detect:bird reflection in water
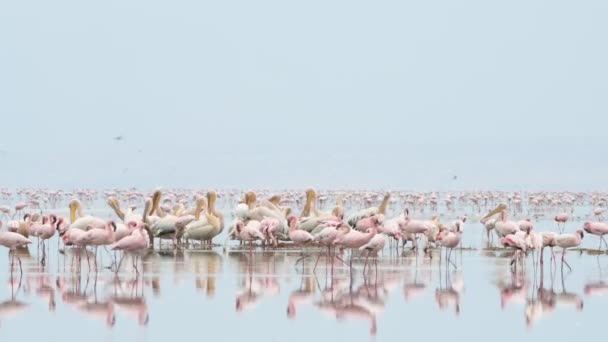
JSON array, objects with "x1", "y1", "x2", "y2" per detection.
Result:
[
  {"x1": 522, "y1": 256, "x2": 583, "y2": 328},
  {"x1": 233, "y1": 251, "x2": 279, "y2": 313},
  {"x1": 189, "y1": 250, "x2": 222, "y2": 299},
  {"x1": 110, "y1": 275, "x2": 149, "y2": 326},
  {"x1": 0, "y1": 272, "x2": 29, "y2": 327},
  {"x1": 312, "y1": 271, "x2": 379, "y2": 336},
  {"x1": 435, "y1": 261, "x2": 463, "y2": 315}
]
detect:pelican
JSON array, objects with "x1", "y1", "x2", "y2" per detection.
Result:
[
  {"x1": 244, "y1": 192, "x2": 287, "y2": 228},
  {"x1": 147, "y1": 191, "x2": 194, "y2": 248},
  {"x1": 299, "y1": 189, "x2": 316, "y2": 218},
  {"x1": 183, "y1": 194, "x2": 222, "y2": 246},
  {"x1": 107, "y1": 197, "x2": 142, "y2": 225},
  {"x1": 481, "y1": 204, "x2": 520, "y2": 238},
  {"x1": 346, "y1": 192, "x2": 391, "y2": 227},
  {"x1": 67, "y1": 199, "x2": 105, "y2": 231}
]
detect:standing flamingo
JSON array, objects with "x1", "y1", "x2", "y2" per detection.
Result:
[
  {"x1": 583, "y1": 222, "x2": 608, "y2": 250},
  {"x1": 0, "y1": 230, "x2": 32, "y2": 273},
  {"x1": 554, "y1": 230, "x2": 584, "y2": 271},
  {"x1": 554, "y1": 213, "x2": 568, "y2": 233}
]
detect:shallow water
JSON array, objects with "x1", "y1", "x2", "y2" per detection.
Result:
[{"x1": 1, "y1": 203, "x2": 607, "y2": 341}]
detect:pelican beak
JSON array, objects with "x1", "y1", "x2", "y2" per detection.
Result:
[
  {"x1": 69, "y1": 202, "x2": 77, "y2": 223},
  {"x1": 481, "y1": 204, "x2": 507, "y2": 221},
  {"x1": 151, "y1": 190, "x2": 161, "y2": 214}
]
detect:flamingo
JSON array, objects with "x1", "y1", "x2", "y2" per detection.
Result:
[
  {"x1": 436, "y1": 224, "x2": 462, "y2": 268},
  {"x1": 554, "y1": 213, "x2": 568, "y2": 233},
  {"x1": 0, "y1": 230, "x2": 32, "y2": 273},
  {"x1": 111, "y1": 223, "x2": 148, "y2": 274},
  {"x1": 554, "y1": 230, "x2": 584, "y2": 271},
  {"x1": 399, "y1": 209, "x2": 430, "y2": 250},
  {"x1": 287, "y1": 215, "x2": 314, "y2": 263},
  {"x1": 333, "y1": 221, "x2": 377, "y2": 273},
  {"x1": 235, "y1": 220, "x2": 265, "y2": 252},
  {"x1": 83, "y1": 221, "x2": 117, "y2": 269},
  {"x1": 582, "y1": 222, "x2": 608, "y2": 250}
]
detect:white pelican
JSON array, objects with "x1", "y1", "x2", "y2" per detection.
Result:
[
  {"x1": 183, "y1": 194, "x2": 223, "y2": 246},
  {"x1": 107, "y1": 197, "x2": 142, "y2": 225},
  {"x1": 346, "y1": 192, "x2": 390, "y2": 227},
  {"x1": 481, "y1": 204, "x2": 520, "y2": 238},
  {"x1": 68, "y1": 199, "x2": 105, "y2": 231}
]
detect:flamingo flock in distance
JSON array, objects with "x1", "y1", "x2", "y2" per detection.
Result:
[{"x1": 0, "y1": 187, "x2": 607, "y2": 277}]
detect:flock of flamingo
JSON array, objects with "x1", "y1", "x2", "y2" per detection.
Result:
[
  {"x1": 0, "y1": 188, "x2": 607, "y2": 276},
  {"x1": 1, "y1": 188, "x2": 608, "y2": 332}
]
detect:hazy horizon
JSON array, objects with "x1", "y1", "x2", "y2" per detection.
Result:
[{"x1": 1, "y1": 1, "x2": 606, "y2": 190}]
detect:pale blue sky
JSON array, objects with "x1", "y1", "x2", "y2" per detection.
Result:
[{"x1": 0, "y1": 0, "x2": 606, "y2": 190}]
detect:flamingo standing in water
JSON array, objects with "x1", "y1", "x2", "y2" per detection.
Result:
[
  {"x1": 111, "y1": 223, "x2": 148, "y2": 275},
  {"x1": 0, "y1": 230, "x2": 32, "y2": 273},
  {"x1": 554, "y1": 213, "x2": 568, "y2": 233},
  {"x1": 83, "y1": 221, "x2": 117, "y2": 270},
  {"x1": 287, "y1": 215, "x2": 314, "y2": 264},
  {"x1": 436, "y1": 224, "x2": 462, "y2": 268},
  {"x1": 554, "y1": 230, "x2": 584, "y2": 271},
  {"x1": 333, "y1": 222, "x2": 377, "y2": 273},
  {"x1": 583, "y1": 222, "x2": 608, "y2": 250}
]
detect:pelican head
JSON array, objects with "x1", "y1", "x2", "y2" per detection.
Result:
[
  {"x1": 68, "y1": 199, "x2": 81, "y2": 223},
  {"x1": 481, "y1": 203, "x2": 508, "y2": 221},
  {"x1": 207, "y1": 190, "x2": 217, "y2": 212},
  {"x1": 245, "y1": 191, "x2": 257, "y2": 209},
  {"x1": 195, "y1": 195, "x2": 207, "y2": 220},
  {"x1": 268, "y1": 194, "x2": 281, "y2": 206},
  {"x1": 151, "y1": 189, "x2": 162, "y2": 215}
]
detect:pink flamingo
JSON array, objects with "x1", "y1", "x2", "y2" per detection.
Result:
[
  {"x1": 554, "y1": 213, "x2": 568, "y2": 233},
  {"x1": 260, "y1": 217, "x2": 280, "y2": 247},
  {"x1": 436, "y1": 224, "x2": 463, "y2": 268},
  {"x1": 312, "y1": 224, "x2": 342, "y2": 270},
  {"x1": 400, "y1": 209, "x2": 430, "y2": 250},
  {"x1": 111, "y1": 222, "x2": 148, "y2": 275},
  {"x1": 29, "y1": 215, "x2": 53, "y2": 262},
  {"x1": 0, "y1": 230, "x2": 32, "y2": 273},
  {"x1": 555, "y1": 230, "x2": 584, "y2": 271},
  {"x1": 583, "y1": 222, "x2": 608, "y2": 250},
  {"x1": 83, "y1": 221, "x2": 117, "y2": 270},
  {"x1": 235, "y1": 220, "x2": 265, "y2": 253},
  {"x1": 13, "y1": 202, "x2": 27, "y2": 219},
  {"x1": 287, "y1": 215, "x2": 314, "y2": 264},
  {"x1": 359, "y1": 231, "x2": 386, "y2": 273},
  {"x1": 333, "y1": 221, "x2": 377, "y2": 273},
  {"x1": 62, "y1": 226, "x2": 96, "y2": 270}
]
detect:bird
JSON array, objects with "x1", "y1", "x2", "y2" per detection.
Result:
[
  {"x1": 0, "y1": 230, "x2": 32, "y2": 273},
  {"x1": 111, "y1": 222, "x2": 148, "y2": 274},
  {"x1": 554, "y1": 213, "x2": 569, "y2": 233},
  {"x1": 287, "y1": 215, "x2": 314, "y2": 263},
  {"x1": 67, "y1": 199, "x2": 106, "y2": 231},
  {"x1": 234, "y1": 220, "x2": 265, "y2": 252},
  {"x1": 183, "y1": 196, "x2": 223, "y2": 247},
  {"x1": 554, "y1": 230, "x2": 584, "y2": 271},
  {"x1": 583, "y1": 222, "x2": 608, "y2": 250},
  {"x1": 333, "y1": 222, "x2": 378, "y2": 272},
  {"x1": 346, "y1": 192, "x2": 390, "y2": 227},
  {"x1": 436, "y1": 224, "x2": 463, "y2": 268},
  {"x1": 359, "y1": 233, "x2": 387, "y2": 273},
  {"x1": 399, "y1": 209, "x2": 430, "y2": 250},
  {"x1": 481, "y1": 204, "x2": 520, "y2": 238},
  {"x1": 83, "y1": 221, "x2": 117, "y2": 269}
]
